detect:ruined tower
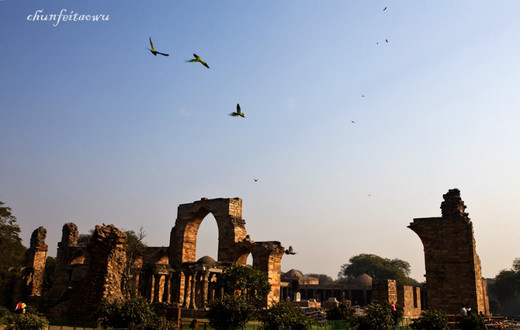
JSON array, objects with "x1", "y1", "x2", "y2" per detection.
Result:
[{"x1": 408, "y1": 189, "x2": 490, "y2": 314}]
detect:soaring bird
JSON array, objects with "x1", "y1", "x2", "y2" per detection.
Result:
[
  {"x1": 229, "y1": 104, "x2": 245, "y2": 118},
  {"x1": 147, "y1": 37, "x2": 169, "y2": 56},
  {"x1": 254, "y1": 179, "x2": 258, "y2": 182},
  {"x1": 383, "y1": 6, "x2": 387, "y2": 11},
  {"x1": 285, "y1": 246, "x2": 297, "y2": 255},
  {"x1": 186, "y1": 53, "x2": 210, "y2": 68}
]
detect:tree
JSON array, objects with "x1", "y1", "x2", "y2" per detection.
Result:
[
  {"x1": 337, "y1": 254, "x2": 416, "y2": 285},
  {"x1": 488, "y1": 259, "x2": 520, "y2": 315},
  {"x1": 216, "y1": 264, "x2": 271, "y2": 304},
  {"x1": 0, "y1": 201, "x2": 26, "y2": 268},
  {"x1": 260, "y1": 301, "x2": 311, "y2": 330},
  {"x1": 305, "y1": 273, "x2": 334, "y2": 285},
  {"x1": 0, "y1": 201, "x2": 26, "y2": 306},
  {"x1": 410, "y1": 309, "x2": 449, "y2": 330},
  {"x1": 356, "y1": 303, "x2": 394, "y2": 330},
  {"x1": 207, "y1": 295, "x2": 257, "y2": 330}
]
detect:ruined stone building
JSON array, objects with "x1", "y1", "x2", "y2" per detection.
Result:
[
  {"x1": 14, "y1": 197, "x2": 286, "y2": 318},
  {"x1": 280, "y1": 270, "x2": 422, "y2": 318},
  {"x1": 409, "y1": 189, "x2": 490, "y2": 315}
]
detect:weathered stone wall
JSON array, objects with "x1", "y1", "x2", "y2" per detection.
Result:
[
  {"x1": 26, "y1": 226, "x2": 48, "y2": 297},
  {"x1": 49, "y1": 223, "x2": 83, "y2": 300},
  {"x1": 73, "y1": 225, "x2": 126, "y2": 318},
  {"x1": 371, "y1": 279, "x2": 397, "y2": 305},
  {"x1": 398, "y1": 286, "x2": 421, "y2": 318},
  {"x1": 408, "y1": 189, "x2": 490, "y2": 314}
]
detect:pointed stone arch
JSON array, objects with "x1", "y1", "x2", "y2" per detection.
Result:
[{"x1": 169, "y1": 198, "x2": 248, "y2": 265}]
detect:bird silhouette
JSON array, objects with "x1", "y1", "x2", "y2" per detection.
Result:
[
  {"x1": 254, "y1": 179, "x2": 258, "y2": 182},
  {"x1": 229, "y1": 104, "x2": 245, "y2": 118},
  {"x1": 351, "y1": 120, "x2": 355, "y2": 124},
  {"x1": 385, "y1": 39, "x2": 388, "y2": 43},
  {"x1": 383, "y1": 6, "x2": 387, "y2": 11},
  {"x1": 147, "y1": 37, "x2": 169, "y2": 56},
  {"x1": 186, "y1": 53, "x2": 209, "y2": 68},
  {"x1": 285, "y1": 246, "x2": 297, "y2": 255}
]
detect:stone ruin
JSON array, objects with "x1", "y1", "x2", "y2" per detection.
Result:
[
  {"x1": 409, "y1": 188, "x2": 490, "y2": 314},
  {"x1": 12, "y1": 191, "x2": 492, "y2": 319},
  {"x1": 14, "y1": 197, "x2": 285, "y2": 319}
]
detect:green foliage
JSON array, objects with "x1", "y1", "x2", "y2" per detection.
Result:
[
  {"x1": 96, "y1": 296, "x2": 175, "y2": 330},
  {"x1": 260, "y1": 301, "x2": 311, "y2": 330},
  {"x1": 0, "y1": 201, "x2": 26, "y2": 306},
  {"x1": 305, "y1": 273, "x2": 334, "y2": 285},
  {"x1": 121, "y1": 227, "x2": 147, "y2": 296},
  {"x1": 217, "y1": 264, "x2": 271, "y2": 304},
  {"x1": 410, "y1": 309, "x2": 449, "y2": 330},
  {"x1": 457, "y1": 312, "x2": 487, "y2": 330},
  {"x1": 356, "y1": 303, "x2": 394, "y2": 330},
  {"x1": 488, "y1": 259, "x2": 520, "y2": 315},
  {"x1": 326, "y1": 301, "x2": 356, "y2": 322},
  {"x1": 207, "y1": 295, "x2": 257, "y2": 330},
  {"x1": 338, "y1": 253, "x2": 417, "y2": 285},
  {"x1": 42, "y1": 256, "x2": 56, "y2": 295},
  {"x1": 0, "y1": 312, "x2": 50, "y2": 330}
]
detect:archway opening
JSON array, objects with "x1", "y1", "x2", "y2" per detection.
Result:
[{"x1": 195, "y1": 212, "x2": 219, "y2": 262}]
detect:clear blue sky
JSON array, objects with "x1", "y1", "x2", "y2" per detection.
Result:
[{"x1": 1, "y1": 1, "x2": 519, "y2": 282}]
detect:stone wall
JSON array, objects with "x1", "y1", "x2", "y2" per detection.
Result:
[
  {"x1": 408, "y1": 189, "x2": 490, "y2": 314},
  {"x1": 397, "y1": 286, "x2": 421, "y2": 318},
  {"x1": 371, "y1": 279, "x2": 397, "y2": 305}
]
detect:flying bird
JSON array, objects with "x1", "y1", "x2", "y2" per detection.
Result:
[
  {"x1": 229, "y1": 104, "x2": 245, "y2": 118},
  {"x1": 383, "y1": 6, "x2": 387, "y2": 11},
  {"x1": 285, "y1": 246, "x2": 297, "y2": 255},
  {"x1": 147, "y1": 37, "x2": 169, "y2": 56},
  {"x1": 385, "y1": 39, "x2": 388, "y2": 43},
  {"x1": 186, "y1": 53, "x2": 210, "y2": 68},
  {"x1": 254, "y1": 179, "x2": 258, "y2": 182},
  {"x1": 351, "y1": 120, "x2": 355, "y2": 124}
]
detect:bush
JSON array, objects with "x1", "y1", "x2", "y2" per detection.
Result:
[
  {"x1": 457, "y1": 312, "x2": 487, "y2": 330},
  {"x1": 96, "y1": 296, "x2": 175, "y2": 330},
  {"x1": 410, "y1": 309, "x2": 449, "y2": 330},
  {"x1": 357, "y1": 303, "x2": 394, "y2": 330},
  {"x1": 1, "y1": 312, "x2": 50, "y2": 330},
  {"x1": 327, "y1": 302, "x2": 356, "y2": 323},
  {"x1": 260, "y1": 301, "x2": 311, "y2": 330},
  {"x1": 207, "y1": 295, "x2": 257, "y2": 330}
]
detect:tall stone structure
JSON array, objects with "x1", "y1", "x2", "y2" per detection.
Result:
[
  {"x1": 73, "y1": 225, "x2": 127, "y2": 318},
  {"x1": 408, "y1": 189, "x2": 490, "y2": 314}
]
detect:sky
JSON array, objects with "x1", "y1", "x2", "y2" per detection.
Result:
[{"x1": 0, "y1": 1, "x2": 519, "y2": 282}]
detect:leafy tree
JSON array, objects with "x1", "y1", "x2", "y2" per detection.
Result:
[
  {"x1": 207, "y1": 295, "x2": 256, "y2": 330},
  {"x1": 338, "y1": 254, "x2": 417, "y2": 285},
  {"x1": 0, "y1": 201, "x2": 26, "y2": 306},
  {"x1": 356, "y1": 303, "x2": 394, "y2": 330},
  {"x1": 488, "y1": 259, "x2": 520, "y2": 315},
  {"x1": 410, "y1": 309, "x2": 449, "y2": 330},
  {"x1": 260, "y1": 300, "x2": 311, "y2": 330},
  {"x1": 216, "y1": 264, "x2": 271, "y2": 304},
  {"x1": 305, "y1": 273, "x2": 334, "y2": 285},
  {"x1": 96, "y1": 296, "x2": 175, "y2": 330}
]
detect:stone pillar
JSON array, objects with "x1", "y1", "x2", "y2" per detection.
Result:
[
  {"x1": 153, "y1": 274, "x2": 161, "y2": 303},
  {"x1": 183, "y1": 272, "x2": 191, "y2": 308},
  {"x1": 201, "y1": 271, "x2": 210, "y2": 309},
  {"x1": 73, "y1": 225, "x2": 126, "y2": 319},
  {"x1": 408, "y1": 189, "x2": 489, "y2": 314},
  {"x1": 49, "y1": 223, "x2": 79, "y2": 300},
  {"x1": 25, "y1": 226, "x2": 48, "y2": 297},
  {"x1": 189, "y1": 271, "x2": 198, "y2": 309},
  {"x1": 250, "y1": 241, "x2": 285, "y2": 307}
]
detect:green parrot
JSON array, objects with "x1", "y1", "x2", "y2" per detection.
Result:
[
  {"x1": 229, "y1": 104, "x2": 245, "y2": 118},
  {"x1": 186, "y1": 53, "x2": 210, "y2": 68},
  {"x1": 147, "y1": 37, "x2": 169, "y2": 56}
]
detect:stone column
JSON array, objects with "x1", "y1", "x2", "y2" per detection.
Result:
[
  {"x1": 183, "y1": 272, "x2": 191, "y2": 308},
  {"x1": 189, "y1": 271, "x2": 198, "y2": 309}
]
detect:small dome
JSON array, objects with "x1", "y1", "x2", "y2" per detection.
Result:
[
  {"x1": 196, "y1": 256, "x2": 217, "y2": 266},
  {"x1": 351, "y1": 273, "x2": 373, "y2": 287},
  {"x1": 284, "y1": 269, "x2": 304, "y2": 279}
]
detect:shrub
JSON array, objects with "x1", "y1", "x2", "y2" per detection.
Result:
[
  {"x1": 327, "y1": 302, "x2": 356, "y2": 323},
  {"x1": 1, "y1": 312, "x2": 50, "y2": 330},
  {"x1": 357, "y1": 303, "x2": 394, "y2": 330},
  {"x1": 410, "y1": 309, "x2": 449, "y2": 330},
  {"x1": 457, "y1": 312, "x2": 487, "y2": 330},
  {"x1": 207, "y1": 295, "x2": 257, "y2": 330},
  {"x1": 260, "y1": 301, "x2": 311, "y2": 330},
  {"x1": 96, "y1": 296, "x2": 175, "y2": 330}
]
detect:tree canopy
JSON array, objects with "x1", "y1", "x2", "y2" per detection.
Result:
[
  {"x1": 217, "y1": 264, "x2": 271, "y2": 304},
  {"x1": 488, "y1": 258, "x2": 520, "y2": 315},
  {"x1": 338, "y1": 253, "x2": 417, "y2": 285}
]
